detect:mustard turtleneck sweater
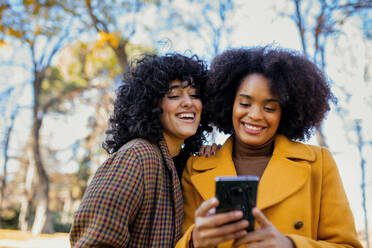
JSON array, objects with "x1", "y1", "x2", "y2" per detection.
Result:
[{"x1": 232, "y1": 135, "x2": 274, "y2": 178}]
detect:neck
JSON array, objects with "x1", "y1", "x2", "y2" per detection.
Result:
[
  {"x1": 233, "y1": 135, "x2": 274, "y2": 159},
  {"x1": 162, "y1": 133, "x2": 184, "y2": 158}
]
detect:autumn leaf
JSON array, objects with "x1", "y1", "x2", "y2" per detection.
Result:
[
  {"x1": 97, "y1": 31, "x2": 119, "y2": 49},
  {"x1": 35, "y1": 25, "x2": 41, "y2": 35},
  {"x1": 0, "y1": 40, "x2": 8, "y2": 47},
  {"x1": 7, "y1": 27, "x2": 25, "y2": 38},
  {"x1": 23, "y1": 0, "x2": 34, "y2": 5}
]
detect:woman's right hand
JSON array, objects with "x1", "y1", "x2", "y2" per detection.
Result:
[{"x1": 191, "y1": 197, "x2": 249, "y2": 248}]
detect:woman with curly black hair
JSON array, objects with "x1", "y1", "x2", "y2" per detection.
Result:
[
  {"x1": 70, "y1": 53, "x2": 208, "y2": 247},
  {"x1": 176, "y1": 47, "x2": 362, "y2": 248}
]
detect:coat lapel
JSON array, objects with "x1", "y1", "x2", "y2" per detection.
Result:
[
  {"x1": 257, "y1": 135, "x2": 315, "y2": 210},
  {"x1": 158, "y1": 138, "x2": 184, "y2": 241},
  {"x1": 191, "y1": 137, "x2": 237, "y2": 201},
  {"x1": 189, "y1": 135, "x2": 316, "y2": 211}
]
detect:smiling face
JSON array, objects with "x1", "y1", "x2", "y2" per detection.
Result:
[
  {"x1": 160, "y1": 80, "x2": 202, "y2": 148},
  {"x1": 232, "y1": 73, "x2": 282, "y2": 146}
]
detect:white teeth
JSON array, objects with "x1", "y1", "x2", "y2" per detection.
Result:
[
  {"x1": 243, "y1": 123, "x2": 262, "y2": 130},
  {"x1": 179, "y1": 113, "x2": 195, "y2": 118}
]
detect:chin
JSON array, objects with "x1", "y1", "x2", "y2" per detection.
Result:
[
  {"x1": 240, "y1": 137, "x2": 264, "y2": 146},
  {"x1": 181, "y1": 130, "x2": 198, "y2": 139}
]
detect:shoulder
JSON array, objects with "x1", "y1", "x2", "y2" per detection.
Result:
[
  {"x1": 296, "y1": 141, "x2": 333, "y2": 164},
  {"x1": 273, "y1": 135, "x2": 316, "y2": 162},
  {"x1": 186, "y1": 137, "x2": 234, "y2": 172},
  {"x1": 274, "y1": 135, "x2": 335, "y2": 166},
  {"x1": 96, "y1": 139, "x2": 161, "y2": 174},
  {"x1": 115, "y1": 138, "x2": 161, "y2": 160}
]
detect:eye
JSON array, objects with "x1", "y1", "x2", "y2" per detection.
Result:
[
  {"x1": 239, "y1": 103, "x2": 251, "y2": 107},
  {"x1": 188, "y1": 88, "x2": 200, "y2": 98},
  {"x1": 264, "y1": 107, "x2": 275, "y2": 112},
  {"x1": 264, "y1": 106, "x2": 277, "y2": 112},
  {"x1": 167, "y1": 89, "x2": 181, "y2": 99}
]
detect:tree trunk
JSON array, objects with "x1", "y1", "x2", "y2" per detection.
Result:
[
  {"x1": 112, "y1": 42, "x2": 128, "y2": 72},
  {"x1": 0, "y1": 107, "x2": 18, "y2": 209},
  {"x1": 19, "y1": 149, "x2": 35, "y2": 231},
  {"x1": 0, "y1": 125, "x2": 11, "y2": 209},
  {"x1": 355, "y1": 120, "x2": 370, "y2": 248},
  {"x1": 30, "y1": 74, "x2": 54, "y2": 234},
  {"x1": 31, "y1": 192, "x2": 54, "y2": 235},
  {"x1": 61, "y1": 192, "x2": 72, "y2": 224}
]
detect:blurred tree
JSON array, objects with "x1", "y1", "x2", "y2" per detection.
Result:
[
  {"x1": 157, "y1": 0, "x2": 234, "y2": 61},
  {"x1": 189, "y1": 0, "x2": 234, "y2": 57},
  {"x1": 1, "y1": 0, "x2": 161, "y2": 233},
  {"x1": 43, "y1": 39, "x2": 153, "y2": 220},
  {"x1": 287, "y1": 0, "x2": 372, "y2": 147},
  {"x1": 58, "y1": 0, "x2": 158, "y2": 72},
  {"x1": 51, "y1": 1, "x2": 158, "y2": 183},
  {"x1": 0, "y1": 0, "x2": 81, "y2": 234},
  {"x1": 0, "y1": 86, "x2": 15, "y2": 211},
  {"x1": 0, "y1": 45, "x2": 30, "y2": 214},
  {"x1": 0, "y1": 105, "x2": 19, "y2": 210},
  {"x1": 354, "y1": 119, "x2": 370, "y2": 247}
]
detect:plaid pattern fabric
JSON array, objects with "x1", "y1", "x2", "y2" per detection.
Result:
[{"x1": 69, "y1": 138, "x2": 184, "y2": 248}]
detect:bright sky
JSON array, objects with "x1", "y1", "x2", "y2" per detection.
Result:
[{"x1": 0, "y1": 0, "x2": 371, "y2": 236}]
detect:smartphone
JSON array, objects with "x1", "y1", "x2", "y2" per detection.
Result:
[{"x1": 215, "y1": 175, "x2": 259, "y2": 232}]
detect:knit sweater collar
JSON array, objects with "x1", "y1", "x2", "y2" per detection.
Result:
[{"x1": 233, "y1": 135, "x2": 274, "y2": 159}]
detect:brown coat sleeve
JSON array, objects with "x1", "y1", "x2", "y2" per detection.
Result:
[{"x1": 69, "y1": 146, "x2": 143, "y2": 248}]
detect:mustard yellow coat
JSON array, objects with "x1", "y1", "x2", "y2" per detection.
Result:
[{"x1": 176, "y1": 135, "x2": 362, "y2": 248}]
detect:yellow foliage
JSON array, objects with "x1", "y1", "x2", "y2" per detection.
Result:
[
  {"x1": 0, "y1": 40, "x2": 7, "y2": 48},
  {"x1": 26, "y1": 39, "x2": 33, "y2": 46},
  {"x1": 7, "y1": 27, "x2": 25, "y2": 38},
  {"x1": 35, "y1": 25, "x2": 41, "y2": 35},
  {"x1": 97, "y1": 31, "x2": 119, "y2": 49},
  {"x1": 23, "y1": 0, "x2": 35, "y2": 5},
  {"x1": 33, "y1": 5, "x2": 41, "y2": 15},
  {"x1": 42, "y1": 80, "x2": 52, "y2": 91},
  {"x1": 0, "y1": 6, "x2": 6, "y2": 19}
]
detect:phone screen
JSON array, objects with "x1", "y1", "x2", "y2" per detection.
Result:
[{"x1": 215, "y1": 175, "x2": 259, "y2": 232}]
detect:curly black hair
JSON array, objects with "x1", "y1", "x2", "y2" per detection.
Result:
[
  {"x1": 103, "y1": 53, "x2": 209, "y2": 173},
  {"x1": 206, "y1": 46, "x2": 335, "y2": 141}
]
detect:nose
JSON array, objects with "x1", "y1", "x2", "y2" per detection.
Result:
[
  {"x1": 248, "y1": 105, "x2": 262, "y2": 120},
  {"x1": 181, "y1": 94, "x2": 193, "y2": 107}
]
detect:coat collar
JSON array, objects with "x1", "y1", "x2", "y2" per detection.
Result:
[
  {"x1": 190, "y1": 135, "x2": 315, "y2": 210},
  {"x1": 158, "y1": 138, "x2": 184, "y2": 241}
]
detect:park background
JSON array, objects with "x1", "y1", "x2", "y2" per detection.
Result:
[{"x1": 0, "y1": 0, "x2": 371, "y2": 247}]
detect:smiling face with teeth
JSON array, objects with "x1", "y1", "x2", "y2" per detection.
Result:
[
  {"x1": 232, "y1": 73, "x2": 282, "y2": 147},
  {"x1": 159, "y1": 80, "x2": 202, "y2": 155}
]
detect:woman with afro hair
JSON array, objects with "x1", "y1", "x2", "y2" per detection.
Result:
[
  {"x1": 176, "y1": 47, "x2": 362, "y2": 248},
  {"x1": 70, "y1": 53, "x2": 209, "y2": 247}
]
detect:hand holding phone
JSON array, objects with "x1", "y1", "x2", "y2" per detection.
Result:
[{"x1": 215, "y1": 175, "x2": 259, "y2": 232}]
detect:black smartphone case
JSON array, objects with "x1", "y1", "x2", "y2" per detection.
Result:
[{"x1": 215, "y1": 176, "x2": 259, "y2": 232}]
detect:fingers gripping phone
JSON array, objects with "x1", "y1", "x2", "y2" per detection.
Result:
[{"x1": 215, "y1": 175, "x2": 259, "y2": 232}]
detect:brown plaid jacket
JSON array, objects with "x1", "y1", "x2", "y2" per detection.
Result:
[{"x1": 69, "y1": 138, "x2": 184, "y2": 247}]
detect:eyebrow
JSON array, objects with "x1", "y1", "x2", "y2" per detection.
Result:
[
  {"x1": 168, "y1": 84, "x2": 195, "y2": 91},
  {"x1": 168, "y1": 85, "x2": 181, "y2": 90},
  {"x1": 239, "y1": 94, "x2": 280, "y2": 103}
]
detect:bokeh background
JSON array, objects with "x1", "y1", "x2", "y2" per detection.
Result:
[{"x1": 0, "y1": 0, "x2": 371, "y2": 247}]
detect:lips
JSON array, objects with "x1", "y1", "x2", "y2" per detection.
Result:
[
  {"x1": 242, "y1": 122, "x2": 265, "y2": 134},
  {"x1": 176, "y1": 112, "x2": 196, "y2": 122}
]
